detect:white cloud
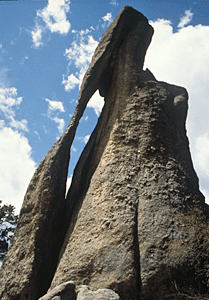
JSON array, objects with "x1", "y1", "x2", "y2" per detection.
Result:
[
  {"x1": 0, "y1": 68, "x2": 10, "y2": 88},
  {"x1": 83, "y1": 135, "x2": 90, "y2": 144},
  {"x1": 31, "y1": 23, "x2": 43, "y2": 48},
  {"x1": 195, "y1": 135, "x2": 209, "y2": 176},
  {"x1": 31, "y1": 0, "x2": 71, "y2": 47},
  {"x1": 0, "y1": 87, "x2": 22, "y2": 117},
  {"x1": 65, "y1": 34, "x2": 98, "y2": 69},
  {"x1": 0, "y1": 127, "x2": 36, "y2": 214},
  {"x1": 9, "y1": 117, "x2": 28, "y2": 132},
  {"x1": 102, "y1": 13, "x2": 112, "y2": 22},
  {"x1": 87, "y1": 90, "x2": 104, "y2": 116},
  {"x1": 0, "y1": 87, "x2": 28, "y2": 132},
  {"x1": 66, "y1": 175, "x2": 72, "y2": 194},
  {"x1": 62, "y1": 73, "x2": 80, "y2": 92},
  {"x1": 45, "y1": 98, "x2": 65, "y2": 134},
  {"x1": 63, "y1": 32, "x2": 103, "y2": 115},
  {"x1": 45, "y1": 98, "x2": 65, "y2": 112},
  {"x1": 110, "y1": 0, "x2": 118, "y2": 5},
  {"x1": 63, "y1": 31, "x2": 98, "y2": 92},
  {"x1": 102, "y1": 12, "x2": 113, "y2": 28},
  {"x1": 194, "y1": 134, "x2": 209, "y2": 200},
  {"x1": 34, "y1": 130, "x2": 40, "y2": 140},
  {"x1": 37, "y1": 0, "x2": 71, "y2": 34},
  {"x1": 178, "y1": 10, "x2": 194, "y2": 28},
  {"x1": 20, "y1": 55, "x2": 29, "y2": 65},
  {"x1": 0, "y1": 120, "x2": 5, "y2": 128},
  {"x1": 53, "y1": 116, "x2": 65, "y2": 134},
  {"x1": 72, "y1": 146, "x2": 76, "y2": 152},
  {"x1": 77, "y1": 135, "x2": 91, "y2": 144},
  {"x1": 144, "y1": 16, "x2": 209, "y2": 203}
]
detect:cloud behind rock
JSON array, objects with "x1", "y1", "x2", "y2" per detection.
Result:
[
  {"x1": 144, "y1": 15, "x2": 209, "y2": 202},
  {"x1": 0, "y1": 127, "x2": 36, "y2": 213}
]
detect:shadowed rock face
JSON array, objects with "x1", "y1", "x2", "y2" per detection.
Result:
[{"x1": 1, "y1": 5, "x2": 209, "y2": 300}]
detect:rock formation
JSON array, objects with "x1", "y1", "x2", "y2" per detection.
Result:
[{"x1": 1, "y1": 5, "x2": 209, "y2": 300}]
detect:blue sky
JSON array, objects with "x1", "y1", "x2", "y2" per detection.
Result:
[{"x1": 0, "y1": 0, "x2": 209, "y2": 213}]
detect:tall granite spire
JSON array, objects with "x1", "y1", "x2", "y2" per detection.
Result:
[{"x1": 1, "y1": 6, "x2": 209, "y2": 300}]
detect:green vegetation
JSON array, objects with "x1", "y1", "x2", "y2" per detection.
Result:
[{"x1": 0, "y1": 200, "x2": 18, "y2": 262}]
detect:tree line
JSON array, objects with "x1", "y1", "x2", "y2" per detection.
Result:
[{"x1": 0, "y1": 200, "x2": 18, "y2": 262}]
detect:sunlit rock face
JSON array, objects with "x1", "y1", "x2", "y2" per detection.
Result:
[{"x1": 1, "y1": 6, "x2": 209, "y2": 300}]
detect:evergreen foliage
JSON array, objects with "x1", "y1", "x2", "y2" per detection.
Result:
[{"x1": 0, "y1": 200, "x2": 18, "y2": 262}]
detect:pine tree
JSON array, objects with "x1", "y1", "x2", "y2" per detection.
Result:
[{"x1": 0, "y1": 200, "x2": 18, "y2": 262}]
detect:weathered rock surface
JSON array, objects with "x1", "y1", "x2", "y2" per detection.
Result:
[
  {"x1": 0, "y1": 6, "x2": 153, "y2": 300},
  {"x1": 49, "y1": 77, "x2": 208, "y2": 299},
  {"x1": 38, "y1": 282, "x2": 76, "y2": 300},
  {"x1": 76, "y1": 285, "x2": 120, "y2": 300},
  {"x1": 37, "y1": 283, "x2": 120, "y2": 300},
  {"x1": 49, "y1": 8, "x2": 154, "y2": 300},
  {"x1": 1, "y1": 5, "x2": 209, "y2": 300}
]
